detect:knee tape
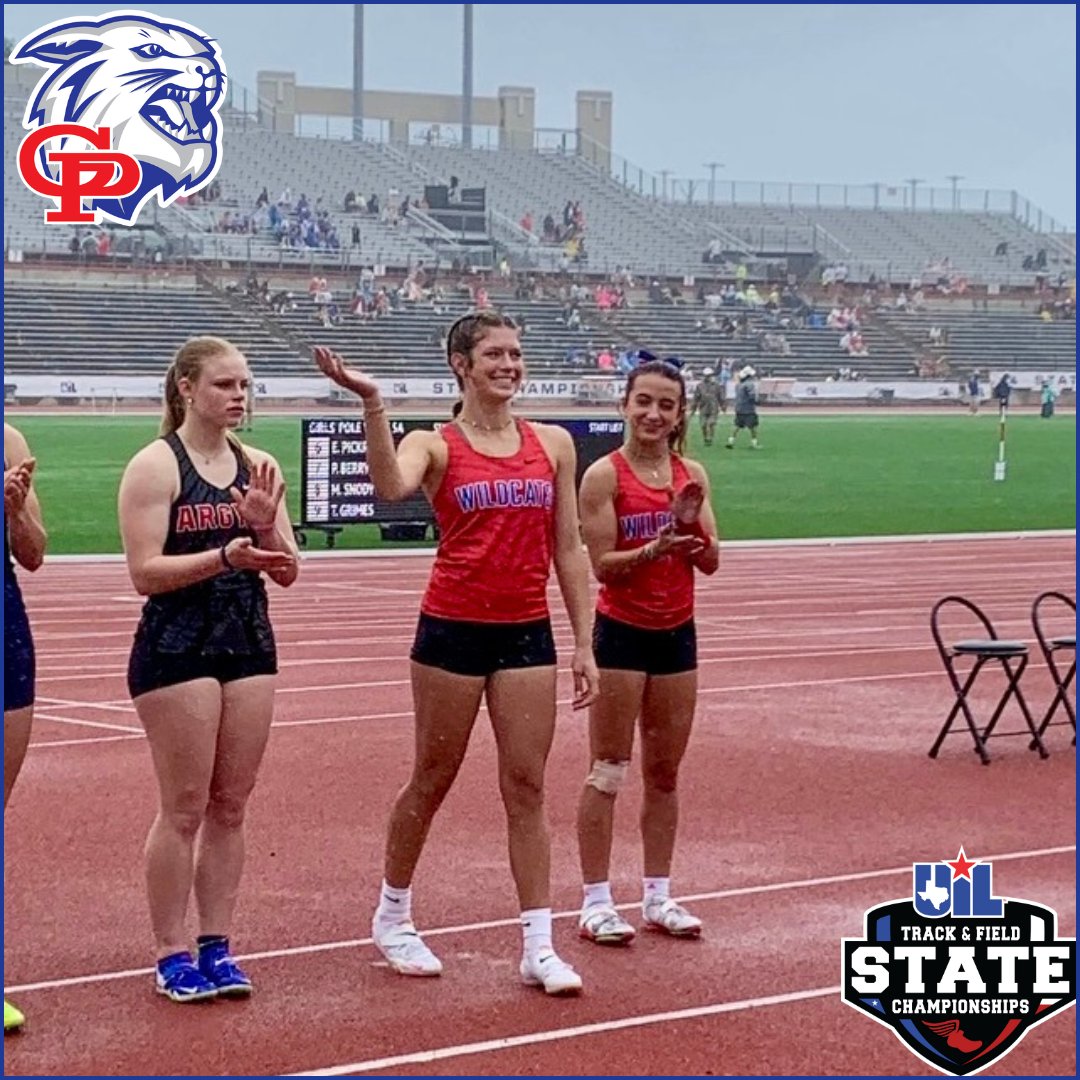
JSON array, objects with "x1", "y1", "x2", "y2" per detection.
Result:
[{"x1": 586, "y1": 759, "x2": 629, "y2": 795}]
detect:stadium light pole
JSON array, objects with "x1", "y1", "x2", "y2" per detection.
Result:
[
  {"x1": 462, "y1": 3, "x2": 474, "y2": 149},
  {"x1": 905, "y1": 177, "x2": 925, "y2": 211},
  {"x1": 704, "y1": 161, "x2": 724, "y2": 205},
  {"x1": 352, "y1": 4, "x2": 364, "y2": 142},
  {"x1": 946, "y1": 174, "x2": 964, "y2": 211}
]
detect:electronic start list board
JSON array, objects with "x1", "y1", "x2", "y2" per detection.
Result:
[{"x1": 300, "y1": 416, "x2": 625, "y2": 528}]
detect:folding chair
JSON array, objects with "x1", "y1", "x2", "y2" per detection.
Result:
[
  {"x1": 1031, "y1": 590, "x2": 1076, "y2": 746},
  {"x1": 929, "y1": 596, "x2": 1047, "y2": 764}
]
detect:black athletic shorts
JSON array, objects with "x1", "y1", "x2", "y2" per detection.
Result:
[
  {"x1": 410, "y1": 611, "x2": 557, "y2": 678},
  {"x1": 4, "y1": 583, "x2": 35, "y2": 712},
  {"x1": 734, "y1": 410, "x2": 759, "y2": 430},
  {"x1": 593, "y1": 612, "x2": 697, "y2": 676},
  {"x1": 127, "y1": 584, "x2": 278, "y2": 698}
]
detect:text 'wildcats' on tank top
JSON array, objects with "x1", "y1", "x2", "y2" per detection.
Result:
[
  {"x1": 596, "y1": 450, "x2": 695, "y2": 630},
  {"x1": 422, "y1": 420, "x2": 555, "y2": 623}
]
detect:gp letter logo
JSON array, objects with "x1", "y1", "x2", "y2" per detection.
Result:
[{"x1": 11, "y1": 9, "x2": 226, "y2": 225}]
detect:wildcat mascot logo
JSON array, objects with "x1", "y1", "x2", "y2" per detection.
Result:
[{"x1": 12, "y1": 9, "x2": 226, "y2": 225}]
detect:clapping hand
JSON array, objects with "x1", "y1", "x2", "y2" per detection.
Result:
[
  {"x1": 672, "y1": 480, "x2": 705, "y2": 526},
  {"x1": 313, "y1": 345, "x2": 381, "y2": 402},
  {"x1": 222, "y1": 536, "x2": 295, "y2": 573},
  {"x1": 230, "y1": 460, "x2": 285, "y2": 534},
  {"x1": 651, "y1": 522, "x2": 705, "y2": 559},
  {"x1": 4, "y1": 458, "x2": 35, "y2": 517}
]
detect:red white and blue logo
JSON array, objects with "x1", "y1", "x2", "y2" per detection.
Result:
[
  {"x1": 841, "y1": 849, "x2": 1075, "y2": 1076},
  {"x1": 11, "y1": 9, "x2": 226, "y2": 225}
]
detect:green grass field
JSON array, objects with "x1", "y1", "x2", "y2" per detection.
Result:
[{"x1": 9, "y1": 412, "x2": 1076, "y2": 554}]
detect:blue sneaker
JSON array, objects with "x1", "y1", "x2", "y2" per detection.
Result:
[
  {"x1": 198, "y1": 939, "x2": 253, "y2": 998},
  {"x1": 155, "y1": 952, "x2": 217, "y2": 1003}
]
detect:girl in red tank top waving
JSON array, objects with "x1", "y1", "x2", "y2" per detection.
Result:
[
  {"x1": 574, "y1": 356, "x2": 719, "y2": 948},
  {"x1": 314, "y1": 312, "x2": 598, "y2": 997}
]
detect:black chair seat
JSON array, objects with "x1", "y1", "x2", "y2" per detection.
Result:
[
  {"x1": 1050, "y1": 635, "x2": 1076, "y2": 649},
  {"x1": 953, "y1": 639, "x2": 1027, "y2": 656}
]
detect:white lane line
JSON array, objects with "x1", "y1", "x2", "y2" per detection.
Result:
[
  {"x1": 37, "y1": 697, "x2": 137, "y2": 715},
  {"x1": 287, "y1": 984, "x2": 842, "y2": 1076},
  {"x1": 33, "y1": 713, "x2": 141, "y2": 733},
  {"x1": 6, "y1": 843, "x2": 1072, "y2": 995},
  {"x1": 29, "y1": 734, "x2": 145, "y2": 749}
]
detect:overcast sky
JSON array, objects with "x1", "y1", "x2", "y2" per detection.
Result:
[{"x1": 6, "y1": 3, "x2": 1075, "y2": 227}]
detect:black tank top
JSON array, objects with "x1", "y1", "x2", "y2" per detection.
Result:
[
  {"x1": 163, "y1": 431, "x2": 254, "y2": 555},
  {"x1": 134, "y1": 433, "x2": 272, "y2": 656}
]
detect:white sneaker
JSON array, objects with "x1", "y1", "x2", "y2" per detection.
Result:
[
  {"x1": 520, "y1": 950, "x2": 583, "y2": 996},
  {"x1": 373, "y1": 920, "x2": 443, "y2": 976},
  {"x1": 643, "y1": 898, "x2": 703, "y2": 938},
  {"x1": 578, "y1": 905, "x2": 636, "y2": 946}
]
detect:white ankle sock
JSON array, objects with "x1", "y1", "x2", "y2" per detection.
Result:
[
  {"x1": 374, "y1": 880, "x2": 412, "y2": 930},
  {"x1": 643, "y1": 876, "x2": 670, "y2": 910},
  {"x1": 521, "y1": 908, "x2": 553, "y2": 960},
  {"x1": 582, "y1": 881, "x2": 613, "y2": 910}
]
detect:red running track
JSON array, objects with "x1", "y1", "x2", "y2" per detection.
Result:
[{"x1": 4, "y1": 536, "x2": 1076, "y2": 1076}]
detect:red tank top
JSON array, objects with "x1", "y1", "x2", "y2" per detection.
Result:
[
  {"x1": 596, "y1": 450, "x2": 695, "y2": 630},
  {"x1": 422, "y1": 420, "x2": 556, "y2": 623}
]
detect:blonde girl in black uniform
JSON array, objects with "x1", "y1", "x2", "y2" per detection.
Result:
[{"x1": 118, "y1": 337, "x2": 298, "y2": 1002}]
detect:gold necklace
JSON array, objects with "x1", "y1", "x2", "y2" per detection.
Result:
[
  {"x1": 458, "y1": 414, "x2": 515, "y2": 433},
  {"x1": 181, "y1": 434, "x2": 220, "y2": 465},
  {"x1": 626, "y1": 449, "x2": 668, "y2": 482}
]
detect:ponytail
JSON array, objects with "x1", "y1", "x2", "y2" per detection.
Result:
[{"x1": 159, "y1": 364, "x2": 186, "y2": 435}]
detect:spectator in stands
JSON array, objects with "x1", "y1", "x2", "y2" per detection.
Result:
[
  {"x1": 725, "y1": 366, "x2": 761, "y2": 450},
  {"x1": 520, "y1": 211, "x2": 534, "y2": 234},
  {"x1": 542, "y1": 213, "x2": 557, "y2": 242},
  {"x1": 596, "y1": 346, "x2": 616, "y2": 371},
  {"x1": 270, "y1": 290, "x2": 293, "y2": 314},
  {"x1": 118, "y1": 338, "x2": 298, "y2": 1003},
  {"x1": 313, "y1": 317, "x2": 598, "y2": 996},
  {"x1": 574, "y1": 357, "x2": 718, "y2": 950},
  {"x1": 761, "y1": 331, "x2": 792, "y2": 356},
  {"x1": 344, "y1": 190, "x2": 358, "y2": 212},
  {"x1": 96, "y1": 231, "x2": 111, "y2": 257},
  {"x1": 367, "y1": 193, "x2": 380, "y2": 216},
  {"x1": 3, "y1": 423, "x2": 48, "y2": 1035}
]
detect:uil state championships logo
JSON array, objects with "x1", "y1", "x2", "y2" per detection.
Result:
[
  {"x1": 841, "y1": 849, "x2": 1075, "y2": 1075},
  {"x1": 11, "y1": 9, "x2": 226, "y2": 225}
]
